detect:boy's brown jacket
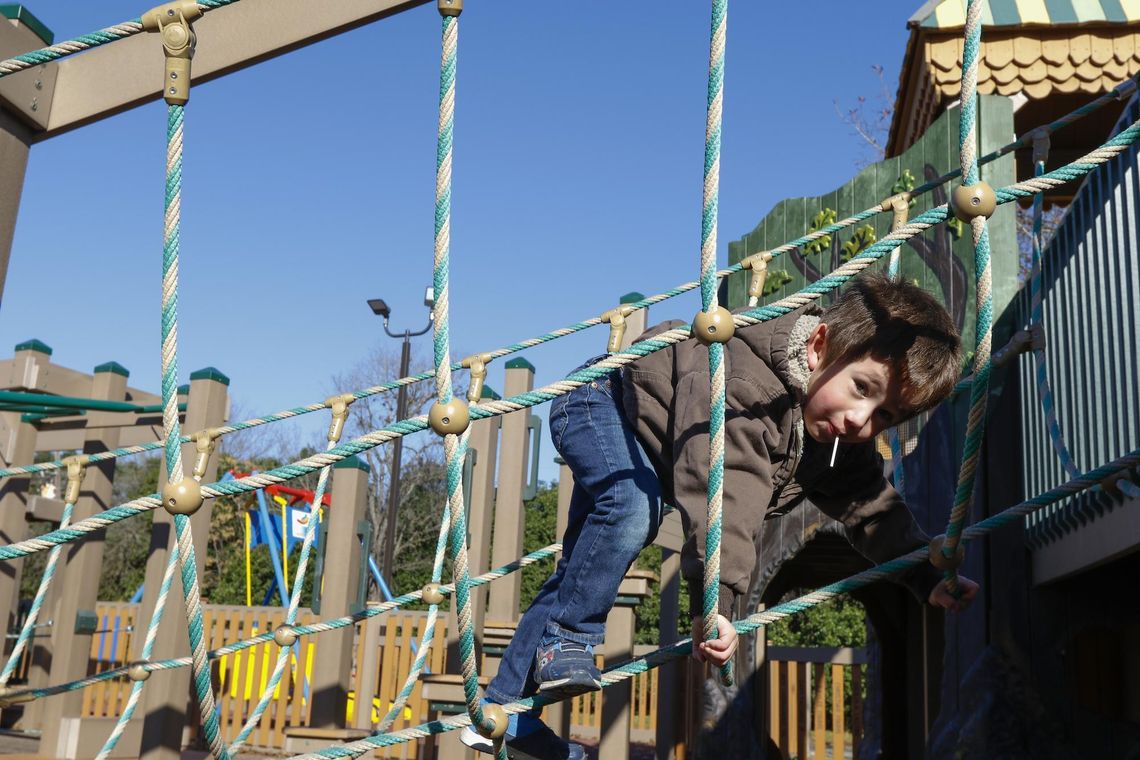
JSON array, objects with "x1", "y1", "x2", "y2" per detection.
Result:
[{"x1": 620, "y1": 306, "x2": 943, "y2": 617}]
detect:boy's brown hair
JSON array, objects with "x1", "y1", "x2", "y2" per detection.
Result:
[{"x1": 819, "y1": 272, "x2": 962, "y2": 413}]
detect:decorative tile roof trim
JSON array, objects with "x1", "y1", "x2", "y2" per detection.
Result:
[
  {"x1": 912, "y1": 0, "x2": 1140, "y2": 30},
  {"x1": 888, "y1": 25, "x2": 1140, "y2": 154}
]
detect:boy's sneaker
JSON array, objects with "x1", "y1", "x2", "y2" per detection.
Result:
[
  {"x1": 533, "y1": 638, "x2": 602, "y2": 698},
  {"x1": 459, "y1": 720, "x2": 585, "y2": 760}
]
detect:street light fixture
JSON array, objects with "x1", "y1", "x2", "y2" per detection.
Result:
[{"x1": 369, "y1": 289, "x2": 434, "y2": 581}]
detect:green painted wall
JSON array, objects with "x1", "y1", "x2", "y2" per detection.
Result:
[{"x1": 726, "y1": 95, "x2": 1018, "y2": 359}]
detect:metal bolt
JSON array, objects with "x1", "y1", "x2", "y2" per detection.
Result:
[
  {"x1": 29, "y1": 100, "x2": 37, "y2": 112},
  {"x1": 34, "y1": 80, "x2": 42, "y2": 90},
  {"x1": 170, "y1": 72, "x2": 178, "y2": 79},
  {"x1": 169, "y1": 87, "x2": 178, "y2": 95},
  {"x1": 167, "y1": 9, "x2": 175, "y2": 16}
]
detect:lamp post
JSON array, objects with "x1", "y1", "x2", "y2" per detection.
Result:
[{"x1": 368, "y1": 288, "x2": 434, "y2": 582}]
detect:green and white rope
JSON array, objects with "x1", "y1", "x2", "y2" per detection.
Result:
[
  {"x1": 376, "y1": 493, "x2": 452, "y2": 732},
  {"x1": 697, "y1": 0, "x2": 732, "y2": 686},
  {"x1": 2, "y1": 543, "x2": 561, "y2": 705},
  {"x1": 0, "y1": 1, "x2": 240, "y2": 78},
  {"x1": 940, "y1": 0, "x2": 992, "y2": 593},
  {"x1": 160, "y1": 102, "x2": 229, "y2": 760},
  {"x1": 6, "y1": 76, "x2": 1137, "y2": 482},
  {"x1": 0, "y1": 485, "x2": 78, "y2": 684},
  {"x1": 4, "y1": 123, "x2": 1138, "y2": 564},
  {"x1": 229, "y1": 438, "x2": 338, "y2": 754},
  {"x1": 286, "y1": 447, "x2": 1138, "y2": 759},
  {"x1": 425, "y1": 8, "x2": 499, "y2": 751},
  {"x1": 96, "y1": 546, "x2": 181, "y2": 760}
]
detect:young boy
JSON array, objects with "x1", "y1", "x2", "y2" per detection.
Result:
[{"x1": 462, "y1": 273, "x2": 979, "y2": 759}]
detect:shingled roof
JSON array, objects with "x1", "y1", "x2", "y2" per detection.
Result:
[{"x1": 887, "y1": 0, "x2": 1140, "y2": 157}]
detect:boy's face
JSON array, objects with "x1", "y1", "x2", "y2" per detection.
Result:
[{"x1": 802, "y1": 323, "x2": 908, "y2": 444}]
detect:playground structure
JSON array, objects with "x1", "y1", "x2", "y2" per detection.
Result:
[{"x1": 0, "y1": 1, "x2": 1138, "y2": 759}]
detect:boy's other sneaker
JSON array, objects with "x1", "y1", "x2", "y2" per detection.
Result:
[
  {"x1": 459, "y1": 719, "x2": 585, "y2": 760},
  {"x1": 533, "y1": 638, "x2": 602, "y2": 698}
]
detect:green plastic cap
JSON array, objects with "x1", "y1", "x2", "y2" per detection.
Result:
[
  {"x1": 177, "y1": 384, "x2": 190, "y2": 396},
  {"x1": 333, "y1": 455, "x2": 370, "y2": 472},
  {"x1": 480, "y1": 385, "x2": 501, "y2": 400},
  {"x1": 504, "y1": 358, "x2": 535, "y2": 372},
  {"x1": 14, "y1": 339, "x2": 51, "y2": 355},
  {"x1": 189, "y1": 367, "x2": 230, "y2": 386},
  {"x1": 0, "y1": 6, "x2": 54, "y2": 45},
  {"x1": 619, "y1": 292, "x2": 646, "y2": 304},
  {"x1": 94, "y1": 361, "x2": 129, "y2": 377}
]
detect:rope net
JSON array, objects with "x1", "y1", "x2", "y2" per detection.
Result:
[{"x1": 0, "y1": 2, "x2": 1137, "y2": 759}]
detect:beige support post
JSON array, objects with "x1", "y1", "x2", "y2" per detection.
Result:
[
  {"x1": 285, "y1": 455, "x2": 371, "y2": 751},
  {"x1": 752, "y1": 604, "x2": 769, "y2": 757},
  {"x1": 541, "y1": 456, "x2": 575, "y2": 739},
  {"x1": 0, "y1": 341, "x2": 51, "y2": 667},
  {"x1": 38, "y1": 363, "x2": 129, "y2": 757},
  {"x1": 0, "y1": 8, "x2": 49, "y2": 306},
  {"x1": 616, "y1": 292, "x2": 648, "y2": 351},
  {"x1": 448, "y1": 384, "x2": 501, "y2": 675},
  {"x1": 486, "y1": 359, "x2": 535, "y2": 624},
  {"x1": 600, "y1": 570, "x2": 653, "y2": 760},
  {"x1": 131, "y1": 367, "x2": 229, "y2": 760},
  {"x1": 653, "y1": 512, "x2": 684, "y2": 759},
  {"x1": 0, "y1": 111, "x2": 30, "y2": 308}
]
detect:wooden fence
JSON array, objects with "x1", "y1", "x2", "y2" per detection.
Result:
[
  {"x1": 766, "y1": 646, "x2": 865, "y2": 760},
  {"x1": 70, "y1": 603, "x2": 865, "y2": 756}
]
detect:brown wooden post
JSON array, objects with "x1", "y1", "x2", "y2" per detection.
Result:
[
  {"x1": 132, "y1": 367, "x2": 229, "y2": 760},
  {"x1": 599, "y1": 570, "x2": 653, "y2": 760},
  {"x1": 448, "y1": 385, "x2": 501, "y2": 675},
  {"x1": 0, "y1": 341, "x2": 52, "y2": 655},
  {"x1": 486, "y1": 359, "x2": 535, "y2": 624},
  {"x1": 39, "y1": 362, "x2": 129, "y2": 757}
]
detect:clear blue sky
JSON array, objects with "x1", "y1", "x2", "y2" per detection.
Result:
[{"x1": 2, "y1": 1, "x2": 922, "y2": 482}]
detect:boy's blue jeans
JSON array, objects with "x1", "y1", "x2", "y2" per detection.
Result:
[{"x1": 484, "y1": 362, "x2": 662, "y2": 706}]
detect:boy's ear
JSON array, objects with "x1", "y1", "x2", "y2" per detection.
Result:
[{"x1": 806, "y1": 322, "x2": 828, "y2": 372}]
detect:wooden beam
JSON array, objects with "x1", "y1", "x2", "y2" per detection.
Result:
[{"x1": 31, "y1": 0, "x2": 431, "y2": 141}]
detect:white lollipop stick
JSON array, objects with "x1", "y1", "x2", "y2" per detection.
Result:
[{"x1": 830, "y1": 437, "x2": 840, "y2": 468}]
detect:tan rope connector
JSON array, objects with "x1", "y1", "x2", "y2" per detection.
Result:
[
  {"x1": 600, "y1": 305, "x2": 636, "y2": 354},
  {"x1": 190, "y1": 429, "x2": 222, "y2": 480},
  {"x1": 273, "y1": 625, "x2": 298, "y2": 648},
  {"x1": 478, "y1": 703, "x2": 509, "y2": 739},
  {"x1": 62, "y1": 455, "x2": 89, "y2": 506},
  {"x1": 1100, "y1": 468, "x2": 1133, "y2": 500},
  {"x1": 127, "y1": 661, "x2": 152, "y2": 682},
  {"x1": 324, "y1": 393, "x2": 356, "y2": 444},
  {"x1": 740, "y1": 251, "x2": 774, "y2": 306},
  {"x1": 142, "y1": 1, "x2": 200, "y2": 105},
  {"x1": 438, "y1": 0, "x2": 463, "y2": 16},
  {"x1": 461, "y1": 353, "x2": 495, "y2": 403},
  {"x1": 0, "y1": 688, "x2": 35, "y2": 708},
  {"x1": 992, "y1": 323, "x2": 1046, "y2": 368},
  {"x1": 693, "y1": 306, "x2": 735, "y2": 345},
  {"x1": 928, "y1": 534, "x2": 965, "y2": 571},
  {"x1": 881, "y1": 193, "x2": 911, "y2": 232},
  {"x1": 162, "y1": 478, "x2": 203, "y2": 516},
  {"x1": 950, "y1": 181, "x2": 997, "y2": 222},
  {"x1": 429, "y1": 399, "x2": 470, "y2": 436},
  {"x1": 421, "y1": 582, "x2": 445, "y2": 605}
]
